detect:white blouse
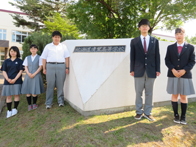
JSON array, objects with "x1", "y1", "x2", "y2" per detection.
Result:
[{"x1": 23, "y1": 54, "x2": 43, "y2": 66}]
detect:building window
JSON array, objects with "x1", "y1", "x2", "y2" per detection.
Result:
[
  {"x1": 12, "y1": 31, "x2": 30, "y2": 43},
  {"x1": 0, "y1": 50, "x2": 5, "y2": 66},
  {"x1": 0, "y1": 29, "x2": 7, "y2": 40}
]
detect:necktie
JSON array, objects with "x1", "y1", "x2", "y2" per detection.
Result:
[
  {"x1": 178, "y1": 46, "x2": 183, "y2": 54},
  {"x1": 143, "y1": 37, "x2": 147, "y2": 54}
]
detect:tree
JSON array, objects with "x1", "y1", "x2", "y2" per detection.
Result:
[
  {"x1": 67, "y1": 0, "x2": 196, "y2": 39},
  {"x1": 9, "y1": 0, "x2": 68, "y2": 31},
  {"x1": 185, "y1": 36, "x2": 196, "y2": 45},
  {"x1": 43, "y1": 13, "x2": 80, "y2": 38}
]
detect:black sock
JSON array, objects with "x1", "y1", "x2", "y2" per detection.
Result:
[
  {"x1": 33, "y1": 96, "x2": 38, "y2": 105},
  {"x1": 7, "y1": 102, "x2": 12, "y2": 111},
  {"x1": 26, "y1": 96, "x2": 31, "y2": 105},
  {"x1": 14, "y1": 101, "x2": 20, "y2": 109},
  {"x1": 171, "y1": 101, "x2": 179, "y2": 117},
  {"x1": 181, "y1": 102, "x2": 187, "y2": 120}
]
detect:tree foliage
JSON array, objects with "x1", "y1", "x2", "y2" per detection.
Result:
[
  {"x1": 43, "y1": 13, "x2": 80, "y2": 38},
  {"x1": 186, "y1": 36, "x2": 196, "y2": 45},
  {"x1": 67, "y1": 0, "x2": 196, "y2": 39},
  {"x1": 9, "y1": 0, "x2": 68, "y2": 31}
]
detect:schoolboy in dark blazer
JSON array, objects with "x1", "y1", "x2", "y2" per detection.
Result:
[{"x1": 130, "y1": 19, "x2": 160, "y2": 121}]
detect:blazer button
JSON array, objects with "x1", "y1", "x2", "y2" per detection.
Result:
[
  {"x1": 178, "y1": 59, "x2": 180, "y2": 61},
  {"x1": 177, "y1": 65, "x2": 179, "y2": 67},
  {"x1": 145, "y1": 57, "x2": 147, "y2": 59},
  {"x1": 145, "y1": 64, "x2": 147, "y2": 65}
]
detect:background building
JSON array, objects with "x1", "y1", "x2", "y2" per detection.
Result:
[{"x1": 0, "y1": 9, "x2": 31, "y2": 66}]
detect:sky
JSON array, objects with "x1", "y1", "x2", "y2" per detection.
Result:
[{"x1": 1, "y1": 0, "x2": 196, "y2": 38}]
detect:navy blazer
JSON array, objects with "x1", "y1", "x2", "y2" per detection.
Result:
[
  {"x1": 130, "y1": 36, "x2": 160, "y2": 78},
  {"x1": 165, "y1": 42, "x2": 195, "y2": 78}
]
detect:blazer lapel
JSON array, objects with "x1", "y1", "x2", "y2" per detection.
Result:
[
  {"x1": 136, "y1": 37, "x2": 145, "y2": 54},
  {"x1": 173, "y1": 42, "x2": 179, "y2": 57},
  {"x1": 179, "y1": 42, "x2": 188, "y2": 57}
]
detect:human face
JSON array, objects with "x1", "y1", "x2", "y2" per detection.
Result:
[
  {"x1": 30, "y1": 47, "x2": 38, "y2": 56},
  {"x1": 175, "y1": 32, "x2": 185, "y2": 44},
  {"x1": 139, "y1": 25, "x2": 150, "y2": 34},
  {"x1": 52, "y1": 35, "x2": 61, "y2": 45},
  {"x1": 9, "y1": 49, "x2": 17, "y2": 58}
]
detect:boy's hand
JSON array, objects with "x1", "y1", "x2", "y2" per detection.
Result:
[
  {"x1": 43, "y1": 69, "x2": 46, "y2": 75},
  {"x1": 156, "y1": 72, "x2": 160, "y2": 76},
  {"x1": 130, "y1": 72, "x2": 134, "y2": 76}
]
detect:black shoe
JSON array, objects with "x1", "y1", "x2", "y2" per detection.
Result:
[
  {"x1": 180, "y1": 118, "x2": 187, "y2": 125},
  {"x1": 144, "y1": 114, "x2": 155, "y2": 121},
  {"x1": 135, "y1": 114, "x2": 143, "y2": 120},
  {"x1": 173, "y1": 116, "x2": 180, "y2": 124}
]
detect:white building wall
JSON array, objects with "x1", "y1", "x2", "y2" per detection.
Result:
[{"x1": 0, "y1": 11, "x2": 32, "y2": 50}]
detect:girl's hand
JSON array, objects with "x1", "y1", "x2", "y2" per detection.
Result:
[
  {"x1": 7, "y1": 79, "x2": 12, "y2": 83},
  {"x1": 28, "y1": 73, "x2": 32, "y2": 77},
  {"x1": 10, "y1": 79, "x2": 16, "y2": 84},
  {"x1": 31, "y1": 73, "x2": 36, "y2": 79},
  {"x1": 28, "y1": 73, "x2": 34, "y2": 79},
  {"x1": 178, "y1": 69, "x2": 186, "y2": 76},
  {"x1": 172, "y1": 69, "x2": 181, "y2": 78}
]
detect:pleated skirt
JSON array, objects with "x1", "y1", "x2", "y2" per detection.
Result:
[
  {"x1": 21, "y1": 73, "x2": 45, "y2": 95},
  {"x1": 167, "y1": 77, "x2": 195, "y2": 95},
  {"x1": 2, "y1": 84, "x2": 22, "y2": 96}
]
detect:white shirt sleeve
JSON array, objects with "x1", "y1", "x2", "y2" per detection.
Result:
[
  {"x1": 40, "y1": 45, "x2": 48, "y2": 59},
  {"x1": 63, "y1": 45, "x2": 70, "y2": 58},
  {"x1": 39, "y1": 57, "x2": 43, "y2": 66},
  {"x1": 23, "y1": 57, "x2": 28, "y2": 66}
]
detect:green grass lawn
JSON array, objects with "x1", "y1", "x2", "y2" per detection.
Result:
[{"x1": 0, "y1": 91, "x2": 196, "y2": 147}]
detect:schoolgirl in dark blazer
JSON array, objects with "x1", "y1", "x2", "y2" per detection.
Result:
[{"x1": 165, "y1": 28, "x2": 195, "y2": 125}]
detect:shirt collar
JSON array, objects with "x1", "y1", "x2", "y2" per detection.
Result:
[
  {"x1": 140, "y1": 34, "x2": 150, "y2": 40},
  {"x1": 177, "y1": 42, "x2": 185, "y2": 47},
  {"x1": 52, "y1": 42, "x2": 61, "y2": 46},
  {"x1": 31, "y1": 54, "x2": 37, "y2": 58}
]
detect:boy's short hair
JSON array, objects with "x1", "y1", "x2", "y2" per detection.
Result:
[
  {"x1": 30, "y1": 44, "x2": 38, "y2": 49},
  {"x1": 138, "y1": 19, "x2": 150, "y2": 28},
  {"x1": 52, "y1": 31, "x2": 62, "y2": 38},
  {"x1": 9, "y1": 46, "x2": 20, "y2": 58},
  {"x1": 175, "y1": 28, "x2": 185, "y2": 34}
]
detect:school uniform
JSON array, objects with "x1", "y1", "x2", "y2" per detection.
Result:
[
  {"x1": 1, "y1": 58, "x2": 23, "y2": 96},
  {"x1": 21, "y1": 54, "x2": 45, "y2": 95},
  {"x1": 41, "y1": 42, "x2": 70, "y2": 106},
  {"x1": 130, "y1": 35, "x2": 160, "y2": 116},
  {"x1": 165, "y1": 42, "x2": 195, "y2": 95}
]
